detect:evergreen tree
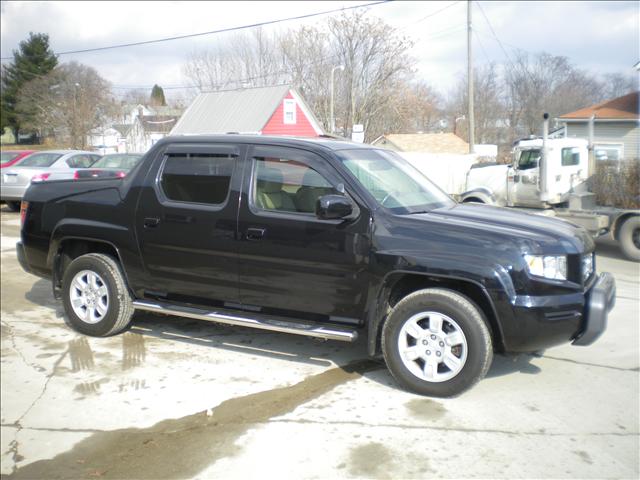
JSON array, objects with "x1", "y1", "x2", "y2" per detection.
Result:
[
  {"x1": 1, "y1": 32, "x2": 58, "y2": 140},
  {"x1": 149, "y1": 84, "x2": 167, "y2": 107}
]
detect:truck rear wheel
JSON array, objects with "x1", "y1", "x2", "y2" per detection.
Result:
[
  {"x1": 382, "y1": 288, "x2": 493, "y2": 397},
  {"x1": 619, "y1": 216, "x2": 640, "y2": 262},
  {"x1": 61, "y1": 253, "x2": 134, "y2": 336}
]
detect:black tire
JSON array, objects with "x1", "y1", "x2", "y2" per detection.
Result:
[
  {"x1": 5, "y1": 201, "x2": 20, "y2": 212},
  {"x1": 618, "y1": 216, "x2": 640, "y2": 262},
  {"x1": 61, "y1": 253, "x2": 134, "y2": 336},
  {"x1": 382, "y1": 288, "x2": 493, "y2": 397}
]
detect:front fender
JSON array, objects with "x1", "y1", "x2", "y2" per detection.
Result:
[{"x1": 460, "y1": 187, "x2": 497, "y2": 205}]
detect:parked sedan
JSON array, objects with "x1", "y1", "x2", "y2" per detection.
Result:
[
  {"x1": 71, "y1": 153, "x2": 143, "y2": 179},
  {"x1": 1, "y1": 150, "x2": 101, "y2": 211},
  {"x1": 1, "y1": 150, "x2": 36, "y2": 169}
]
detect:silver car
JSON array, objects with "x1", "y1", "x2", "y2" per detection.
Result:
[{"x1": 1, "y1": 150, "x2": 101, "y2": 211}]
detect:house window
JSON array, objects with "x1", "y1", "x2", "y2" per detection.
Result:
[
  {"x1": 594, "y1": 144, "x2": 624, "y2": 162},
  {"x1": 283, "y1": 99, "x2": 296, "y2": 125}
]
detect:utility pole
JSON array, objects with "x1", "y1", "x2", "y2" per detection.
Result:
[{"x1": 467, "y1": 0, "x2": 475, "y2": 154}]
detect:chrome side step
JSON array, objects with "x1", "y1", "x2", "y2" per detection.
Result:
[{"x1": 132, "y1": 300, "x2": 358, "y2": 342}]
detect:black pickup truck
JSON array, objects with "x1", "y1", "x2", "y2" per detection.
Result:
[{"x1": 17, "y1": 135, "x2": 616, "y2": 396}]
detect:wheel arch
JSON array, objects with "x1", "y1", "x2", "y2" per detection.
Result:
[
  {"x1": 50, "y1": 236, "x2": 129, "y2": 298},
  {"x1": 611, "y1": 212, "x2": 639, "y2": 241},
  {"x1": 367, "y1": 271, "x2": 505, "y2": 357}
]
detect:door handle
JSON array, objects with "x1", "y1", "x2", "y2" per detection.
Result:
[
  {"x1": 143, "y1": 217, "x2": 161, "y2": 228},
  {"x1": 246, "y1": 227, "x2": 266, "y2": 241}
]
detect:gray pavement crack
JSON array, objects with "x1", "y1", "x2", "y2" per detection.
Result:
[
  {"x1": 4, "y1": 347, "x2": 69, "y2": 474},
  {"x1": 0, "y1": 321, "x2": 47, "y2": 374},
  {"x1": 537, "y1": 354, "x2": 638, "y2": 372},
  {"x1": 269, "y1": 418, "x2": 639, "y2": 437}
]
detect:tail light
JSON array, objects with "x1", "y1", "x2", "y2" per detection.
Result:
[
  {"x1": 31, "y1": 173, "x2": 50, "y2": 182},
  {"x1": 20, "y1": 201, "x2": 29, "y2": 227},
  {"x1": 116, "y1": 171, "x2": 126, "y2": 178}
]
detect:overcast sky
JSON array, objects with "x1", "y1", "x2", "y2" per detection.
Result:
[{"x1": 1, "y1": 1, "x2": 638, "y2": 101}]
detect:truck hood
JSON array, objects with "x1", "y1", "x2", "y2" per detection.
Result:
[{"x1": 392, "y1": 203, "x2": 594, "y2": 256}]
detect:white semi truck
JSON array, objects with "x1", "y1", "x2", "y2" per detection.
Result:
[{"x1": 404, "y1": 115, "x2": 639, "y2": 261}]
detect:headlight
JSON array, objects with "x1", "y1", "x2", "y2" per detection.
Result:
[
  {"x1": 582, "y1": 253, "x2": 594, "y2": 282},
  {"x1": 524, "y1": 254, "x2": 567, "y2": 280}
]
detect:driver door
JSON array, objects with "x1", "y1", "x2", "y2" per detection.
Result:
[{"x1": 508, "y1": 149, "x2": 542, "y2": 207}]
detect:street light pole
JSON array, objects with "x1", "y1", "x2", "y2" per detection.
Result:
[{"x1": 330, "y1": 65, "x2": 344, "y2": 134}]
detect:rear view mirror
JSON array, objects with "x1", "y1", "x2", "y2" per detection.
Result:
[{"x1": 316, "y1": 195, "x2": 353, "y2": 220}]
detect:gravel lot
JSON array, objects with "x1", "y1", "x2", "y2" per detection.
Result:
[{"x1": 1, "y1": 204, "x2": 638, "y2": 479}]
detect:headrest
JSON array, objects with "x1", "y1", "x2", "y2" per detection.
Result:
[
  {"x1": 302, "y1": 168, "x2": 331, "y2": 188},
  {"x1": 257, "y1": 167, "x2": 283, "y2": 193}
]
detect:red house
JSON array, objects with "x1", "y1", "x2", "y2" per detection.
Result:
[{"x1": 171, "y1": 84, "x2": 324, "y2": 137}]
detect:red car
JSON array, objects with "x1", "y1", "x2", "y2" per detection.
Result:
[{"x1": 1, "y1": 150, "x2": 36, "y2": 169}]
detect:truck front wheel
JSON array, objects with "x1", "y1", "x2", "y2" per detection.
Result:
[
  {"x1": 382, "y1": 288, "x2": 493, "y2": 397},
  {"x1": 618, "y1": 216, "x2": 640, "y2": 262},
  {"x1": 61, "y1": 253, "x2": 134, "y2": 336}
]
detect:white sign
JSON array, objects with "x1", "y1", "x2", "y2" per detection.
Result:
[{"x1": 352, "y1": 124, "x2": 364, "y2": 143}]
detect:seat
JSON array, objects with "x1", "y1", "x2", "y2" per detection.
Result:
[
  {"x1": 256, "y1": 167, "x2": 296, "y2": 211},
  {"x1": 295, "y1": 169, "x2": 336, "y2": 213}
]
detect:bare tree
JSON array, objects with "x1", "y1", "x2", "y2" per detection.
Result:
[
  {"x1": 504, "y1": 52, "x2": 602, "y2": 137},
  {"x1": 446, "y1": 63, "x2": 504, "y2": 144},
  {"x1": 601, "y1": 72, "x2": 637, "y2": 100},
  {"x1": 17, "y1": 61, "x2": 116, "y2": 148},
  {"x1": 327, "y1": 11, "x2": 415, "y2": 141}
]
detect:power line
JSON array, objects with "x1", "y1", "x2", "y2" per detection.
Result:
[
  {"x1": 473, "y1": 30, "x2": 491, "y2": 64},
  {"x1": 0, "y1": 1, "x2": 391, "y2": 61},
  {"x1": 474, "y1": 1, "x2": 513, "y2": 65}
]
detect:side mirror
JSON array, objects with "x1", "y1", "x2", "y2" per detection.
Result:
[{"x1": 316, "y1": 194, "x2": 353, "y2": 220}]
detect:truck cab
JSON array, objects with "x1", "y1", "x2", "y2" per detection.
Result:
[{"x1": 507, "y1": 138, "x2": 589, "y2": 208}]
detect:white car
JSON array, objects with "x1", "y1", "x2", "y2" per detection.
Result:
[{"x1": 1, "y1": 150, "x2": 101, "y2": 211}]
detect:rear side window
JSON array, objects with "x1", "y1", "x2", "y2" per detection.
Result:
[
  {"x1": 160, "y1": 153, "x2": 235, "y2": 205},
  {"x1": 561, "y1": 147, "x2": 580, "y2": 166},
  {"x1": 67, "y1": 155, "x2": 97, "y2": 168},
  {"x1": 1, "y1": 152, "x2": 20, "y2": 164},
  {"x1": 16, "y1": 153, "x2": 62, "y2": 167}
]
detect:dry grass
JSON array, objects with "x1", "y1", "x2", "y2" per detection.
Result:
[{"x1": 591, "y1": 160, "x2": 640, "y2": 209}]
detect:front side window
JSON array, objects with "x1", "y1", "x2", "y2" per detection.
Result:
[
  {"x1": 336, "y1": 149, "x2": 454, "y2": 214},
  {"x1": 15, "y1": 152, "x2": 62, "y2": 168},
  {"x1": 518, "y1": 150, "x2": 541, "y2": 170},
  {"x1": 253, "y1": 157, "x2": 338, "y2": 214},
  {"x1": 160, "y1": 153, "x2": 235, "y2": 205},
  {"x1": 561, "y1": 147, "x2": 581, "y2": 166}
]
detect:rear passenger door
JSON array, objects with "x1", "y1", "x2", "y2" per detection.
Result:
[
  {"x1": 237, "y1": 145, "x2": 371, "y2": 324},
  {"x1": 135, "y1": 143, "x2": 243, "y2": 306}
]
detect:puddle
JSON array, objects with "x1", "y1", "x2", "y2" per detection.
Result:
[
  {"x1": 122, "y1": 333, "x2": 146, "y2": 370},
  {"x1": 68, "y1": 337, "x2": 94, "y2": 372},
  {"x1": 405, "y1": 398, "x2": 447, "y2": 420},
  {"x1": 7, "y1": 359, "x2": 382, "y2": 479},
  {"x1": 348, "y1": 442, "x2": 393, "y2": 478}
]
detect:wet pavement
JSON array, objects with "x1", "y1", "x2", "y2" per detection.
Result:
[{"x1": 1, "y1": 204, "x2": 638, "y2": 479}]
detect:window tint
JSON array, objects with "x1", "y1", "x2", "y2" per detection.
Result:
[
  {"x1": 253, "y1": 157, "x2": 338, "y2": 213},
  {"x1": 561, "y1": 147, "x2": 581, "y2": 166},
  {"x1": 518, "y1": 150, "x2": 541, "y2": 170},
  {"x1": 1, "y1": 152, "x2": 20, "y2": 164},
  {"x1": 92, "y1": 154, "x2": 142, "y2": 170},
  {"x1": 66, "y1": 155, "x2": 97, "y2": 168},
  {"x1": 160, "y1": 153, "x2": 235, "y2": 205},
  {"x1": 15, "y1": 152, "x2": 63, "y2": 167}
]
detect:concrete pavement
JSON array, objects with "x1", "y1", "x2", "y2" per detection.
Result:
[{"x1": 1, "y1": 205, "x2": 638, "y2": 479}]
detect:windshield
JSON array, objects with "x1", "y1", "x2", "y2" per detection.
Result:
[
  {"x1": 16, "y1": 152, "x2": 63, "y2": 168},
  {"x1": 1, "y1": 152, "x2": 21, "y2": 165},
  {"x1": 336, "y1": 149, "x2": 455, "y2": 214},
  {"x1": 91, "y1": 154, "x2": 142, "y2": 170}
]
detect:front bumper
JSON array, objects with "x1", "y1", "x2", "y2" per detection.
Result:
[{"x1": 572, "y1": 272, "x2": 616, "y2": 346}]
